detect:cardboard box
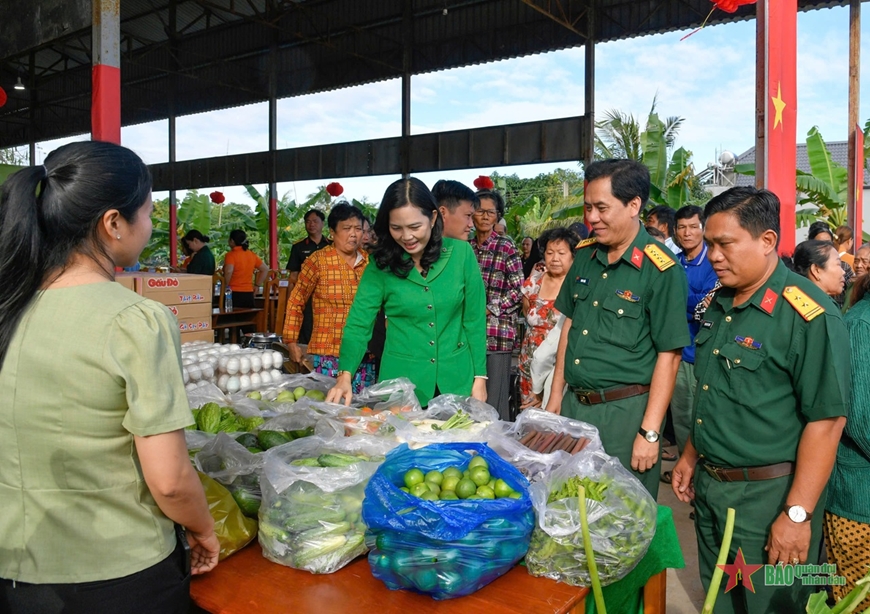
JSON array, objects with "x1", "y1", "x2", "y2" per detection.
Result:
[
  {"x1": 115, "y1": 273, "x2": 137, "y2": 292},
  {"x1": 136, "y1": 273, "x2": 212, "y2": 307},
  {"x1": 180, "y1": 330, "x2": 215, "y2": 345},
  {"x1": 166, "y1": 303, "x2": 213, "y2": 333}
]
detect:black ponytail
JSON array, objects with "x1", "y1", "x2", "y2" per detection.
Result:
[
  {"x1": 229, "y1": 229, "x2": 249, "y2": 250},
  {"x1": 0, "y1": 141, "x2": 152, "y2": 369}
]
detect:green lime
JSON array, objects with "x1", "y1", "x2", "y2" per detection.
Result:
[
  {"x1": 399, "y1": 486, "x2": 410, "y2": 494},
  {"x1": 463, "y1": 469, "x2": 471, "y2": 479},
  {"x1": 404, "y1": 468, "x2": 425, "y2": 489},
  {"x1": 468, "y1": 455, "x2": 489, "y2": 471},
  {"x1": 439, "y1": 491, "x2": 459, "y2": 501},
  {"x1": 441, "y1": 475, "x2": 460, "y2": 492},
  {"x1": 424, "y1": 470, "x2": 444, "y2": 485},
  {"x1": 411, "y1": 482, "x2": 431, "y2": 498},
  {"x1": 508, "y1": 491, "x2": 522, "y2": 499},
  {"x1": 425, "y1": 481, "x2": 441, "y2": 495},
  {"x1": 455, "y1": 478, "x2": 477, "y2": 499},
  {"x1": 493, "y1": 479, "x2": 515, "y2": 498},
  {"x1": 420, "y1": 490, "x2": 440, "y2": 501},
  {"x1": 442, "y1": 466, "x2": 463, "y2": 480},
  {"x1": 476, "y1": 485, "x2": 495, "y2": 499},
  {"x1": 470, "y1": 467, "x2": 491, "y2": 487},
  {"x1": 487, "y1": 478, "x2": 497, "y2": 489}
]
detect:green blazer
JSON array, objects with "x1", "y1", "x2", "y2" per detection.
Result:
[{"x1": 340, "y1": 238, "x2": 487, "y2": 406}]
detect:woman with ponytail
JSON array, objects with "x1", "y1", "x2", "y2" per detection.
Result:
[
  {"x1": 223, "y1": 229, "x2": 269, "y2": 308},
  {"x1": 0, "y1": 141, "x2": 218, "y2": 613}
]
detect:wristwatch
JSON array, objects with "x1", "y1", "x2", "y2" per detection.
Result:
[
  {"x1": 784, "y1": 504, "x2": 812, "y2": 523},
  {"x1": 638, "y1": 428, "x2": 660, "y2": 443}
]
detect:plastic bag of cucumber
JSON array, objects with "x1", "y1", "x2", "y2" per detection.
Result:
[
  {"x1": 258, "y1": 434, "x2": 398, "y2": 574},
  {"x1": 363, "y1": 442, "x2": 534, "y2": 599}
]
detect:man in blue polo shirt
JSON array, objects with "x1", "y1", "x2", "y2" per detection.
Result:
[{"x1": 668, "y1": 205, "x2": 719, "y2": 471}]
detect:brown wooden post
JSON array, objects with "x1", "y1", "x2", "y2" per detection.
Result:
[{"x1": 847, "y1": 0, "x2": 861, "y2": 241}]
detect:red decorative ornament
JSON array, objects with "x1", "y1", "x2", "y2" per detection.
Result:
[
  {"x1": 209, "y1": 191, "x2": 225, "y2": 204},
  {"x1": 326, "y1": 182, "x2": 344, "y2": 197},
  {"x1": 0, "y1": 87, "x2": 6, "y2": 108},
  {"x1": 473, "y1": 175, "x2": 495, "y2": 190},
  {"x1": 713, "y1": 0, "x2": 756, "y2": 13}
]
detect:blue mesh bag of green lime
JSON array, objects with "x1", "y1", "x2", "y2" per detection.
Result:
[{"x1": 362, "y1": 442, "x2": 533, "y2": 599}]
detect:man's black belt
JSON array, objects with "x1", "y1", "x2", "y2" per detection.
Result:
[{"x1": 570, "y1": 384, "x2": 651, "y2": 406}]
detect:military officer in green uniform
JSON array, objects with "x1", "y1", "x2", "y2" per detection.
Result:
[
  {"x1": 546, "y1": 159, "x2": 690, "y2": 498},
  {"x1": 671, "y1": 187, "x2": 850, "y2": 614}
]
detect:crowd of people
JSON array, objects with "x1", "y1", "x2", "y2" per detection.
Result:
[{"x1": 1, "y1": 139, "x2": 869, "y2": 613}]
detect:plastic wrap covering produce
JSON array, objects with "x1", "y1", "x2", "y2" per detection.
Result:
[
  {"x1": 525, "y1": 448, "x2": 657, "y2": 587},
  {"x1": 195, "y1": 433, "x2": 266, "y2": 518},
  {"x1": 258, "y1": 435, "x2": 397, "y2": 574},
  {"x1": 198, "y1": 472, "x2": 258, "y2": 560},
  {"x1": 247, "y1": 372, "x2": 335, "y2": 410},
  {"x1": 354, "y1": 378, "x2": 423, "y2": 413},
  {"x1": 313, "y1": 378, "x2": 423, "y2": 439},
  {"x1": 389, "y1": 394, "x2": 499, "y2": 448},
  {"x1": 363, "y1": 443, "x2": 534, "y2": 600},
  {"x1": 484, "y1": 408, "x2": 603, "y2": 482}
]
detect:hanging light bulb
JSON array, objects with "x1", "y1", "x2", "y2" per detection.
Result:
[{"x1": 14, "y1": 77, "x2": 25, "y2": 91}]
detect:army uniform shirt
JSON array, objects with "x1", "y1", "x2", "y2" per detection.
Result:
[
  {"x1": 691, "y1": 261, "x2": 850, "y2": 468},
  {"x1": 554, "y1": 224, "x2": 690, "y2": 390}
]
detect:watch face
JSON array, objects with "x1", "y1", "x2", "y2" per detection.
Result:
[
  {"x1": 645, "y1": 431, "x2": 659, "y2": 443},
  {"x1": 787, "y1": 506, "x2": 807, "y2": 523}
]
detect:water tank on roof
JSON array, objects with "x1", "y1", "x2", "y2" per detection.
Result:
[{"x1": 719, "y1": 151, "x2": 736, "y2": 167}]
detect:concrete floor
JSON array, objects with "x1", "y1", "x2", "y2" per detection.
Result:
[{"x1": 659, "y1": 446, "x2": 706, "y2": 613}]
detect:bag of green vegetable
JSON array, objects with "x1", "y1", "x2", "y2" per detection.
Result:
[
  {"x1": 195, "y1": 433, "x2": 266, "y2": 517},
  {"x1": 392, "y1": 395, "x2": 499, "y2": 449},
  {"x1": 363, "y1": 443, "x2": 534, "y2": 600},
  {"x1": 258, "y1": 434, "x2": 396, "y2": 574},
  {"x1": 354, "y1": 377, "x2": 423, "y2": 413},
  {"x1": 525, "y1": 448, "x2": 657, "y2": 587},
  {"x1": 198, "y1": 472, "x2": 258, "y2": 560},
  {"x1": 484, "y1": 408, "x2": 603, "y2": 482}
]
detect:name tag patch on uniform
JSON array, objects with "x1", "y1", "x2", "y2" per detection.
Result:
[
  {"x1": 616, "y1": 289, "x2": 640, "y2": 303},
  {"x1": 701, "y1": 320, "x2": 714, "y2": 329},
  {"x1": 735, "y1": 335, "x2": 762, "y2": 350},
  {"x1": 576, "y1": 277, "x2": 589, "y2": 285}
]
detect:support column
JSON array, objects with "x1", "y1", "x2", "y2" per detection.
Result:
[
  {"x1": 583, "y1": 8, "x2": 595, "y2": 169},
  {"x1": 756, "y1": 0, "x2": 797, "y2": 254},
  {"x1": 268, "y1": 33, "x2": 279, "y2": 269},
  {"x1": 92, "y1": 0, "x2": 121, "y2": 144},
  {"x1": 169, "y1": 113, "x2": 178, "y2": 267},
  {"x1": 400, "y1": 1, "x2": 412, "y2": 178},
  {"x1": 847, "y1": 0, "x2": 862, "y2": 245}
]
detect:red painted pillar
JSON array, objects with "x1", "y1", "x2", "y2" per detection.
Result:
[
  {"x1": 855, "y1": 128, "x2": 864, "y2": 249},
  {"x1": 92, "y1": 0, "x2": 121, "y2": 144},
  {"x1": 756, "y1": 0, "x2": 797, "y2": 254}
]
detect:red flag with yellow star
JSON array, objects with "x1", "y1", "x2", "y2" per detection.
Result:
[{"x1": 758, "y1": 0, "x2": 797, "y2": 254}]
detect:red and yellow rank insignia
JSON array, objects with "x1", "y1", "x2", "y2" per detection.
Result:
[
  {"x1": 760, "y1": 288, "x2": 778, "y2": 314},
  {"x1": 630, "y1": 246, "x2": 644, "y2": 269},
  {"x1": 782, "y1": 286, "x2": 825, "y2": 321},
  {"x1": 576, "y1": 237, "x2": 597, "y2": 249},
  {"x1": 643, "y1": 244, "x2": 675, "y2": 271}
]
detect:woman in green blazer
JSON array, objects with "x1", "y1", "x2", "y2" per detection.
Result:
[{"x1": 327, "y1": 177, "x2": 488, "y2": 407}]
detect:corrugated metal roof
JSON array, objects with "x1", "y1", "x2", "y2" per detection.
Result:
[{"x1": 0, "y1": 0, "x2": 862, "y2": 148}]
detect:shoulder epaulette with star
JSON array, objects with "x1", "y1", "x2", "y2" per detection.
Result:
[
  {"x1": 643, "y1": 244, "x2": 676, "y2": 271},
  {"x1": 782, "y1": 286, "x2": 825, "y2": 321},
  {"x1": 576, "y1": 237, "x2": 597, "y2": 249}
]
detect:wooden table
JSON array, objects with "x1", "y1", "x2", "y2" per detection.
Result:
[
  {"x1": 212, "y1": 308, "x2": 264, "y2": 344},
  {"x1": 190, "y1": 543, "x2": 589, "y2": 614}
]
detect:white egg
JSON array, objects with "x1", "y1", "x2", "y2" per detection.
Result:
[
  {"x1": 182, "y1": 357, "x2": 195, "y2": 366},
  {"x1": 271, "y1": 369, "x2": 282, "y2": 381},
  {"x1": 185, "y1": 382, "x2": 198, "y2": 392},
  {"x1": 218, "y1": 356, "x2": 230, "y2": 372},
  {"x1": 208, "y1": 356, "x2": 219, "y2": 370},
  {"x1": 187, "y1": 364, "x2": 202, "y2": 381},
  {"x1": 249, "y1": 372, "x2": 262, "y2": 388},
  {"x1": 259, "y1": 370, "x2": 272, "y2": 385},
  {"x1": 226, "y1": 376, "x2": 241, "y2": 393},
  {"x1": 201, "y1": 363, "x2": 215, "y2": 381},
  {"x1": 229, "y1": 344, "x2": 241, "y2": 351},
  {"x1": 226, "y1": 357, "x2": 240, "y2": 376},
  {"x1": 260, "y1": 352, "x2": 273, "y2": 370},
  {"x1": 272, "y1": 351, "x2": 284, "y2": 369},
  {"x1": 196, "y1": 350, "x2": 210, "y2": 359},
  {"x1": 217, "y1": 374, "x2": 230, "y2": 391},
  {"x1": 239, "y1": 356, "x2": 251, "y2": 374},
  {"x1": 182, "y1": 367, "x2": 190, "y2": 384},
  {"x1": 249, "y1": 354, "x2": 262, "y2": 372},
  {"x1": 239, "y1": 374, "x2": 251, "y2": 391}
]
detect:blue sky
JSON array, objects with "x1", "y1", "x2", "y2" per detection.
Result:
[{"x1": 34, "y1": 4, "x2": 870, "y2": 208}]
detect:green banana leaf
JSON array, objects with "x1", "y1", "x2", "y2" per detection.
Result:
[
  {"x1": 806, "y1": 126, "x2": 848, "y2": 202},
  {"x1": 641, "y1": 113, "x2": 668, "y2": 195}
]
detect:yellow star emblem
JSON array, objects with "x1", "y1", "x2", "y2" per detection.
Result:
[{"x1": 772, "y1": 82, "x2": 786, "y2": 130}]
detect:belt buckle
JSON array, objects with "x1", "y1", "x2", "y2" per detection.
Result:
[
  {"x1": 576, "y1": 390, "x2": 592, "y2": 405},
  {"x1": 702, "y1": 463, "x2": 724, "y2": 482}
]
